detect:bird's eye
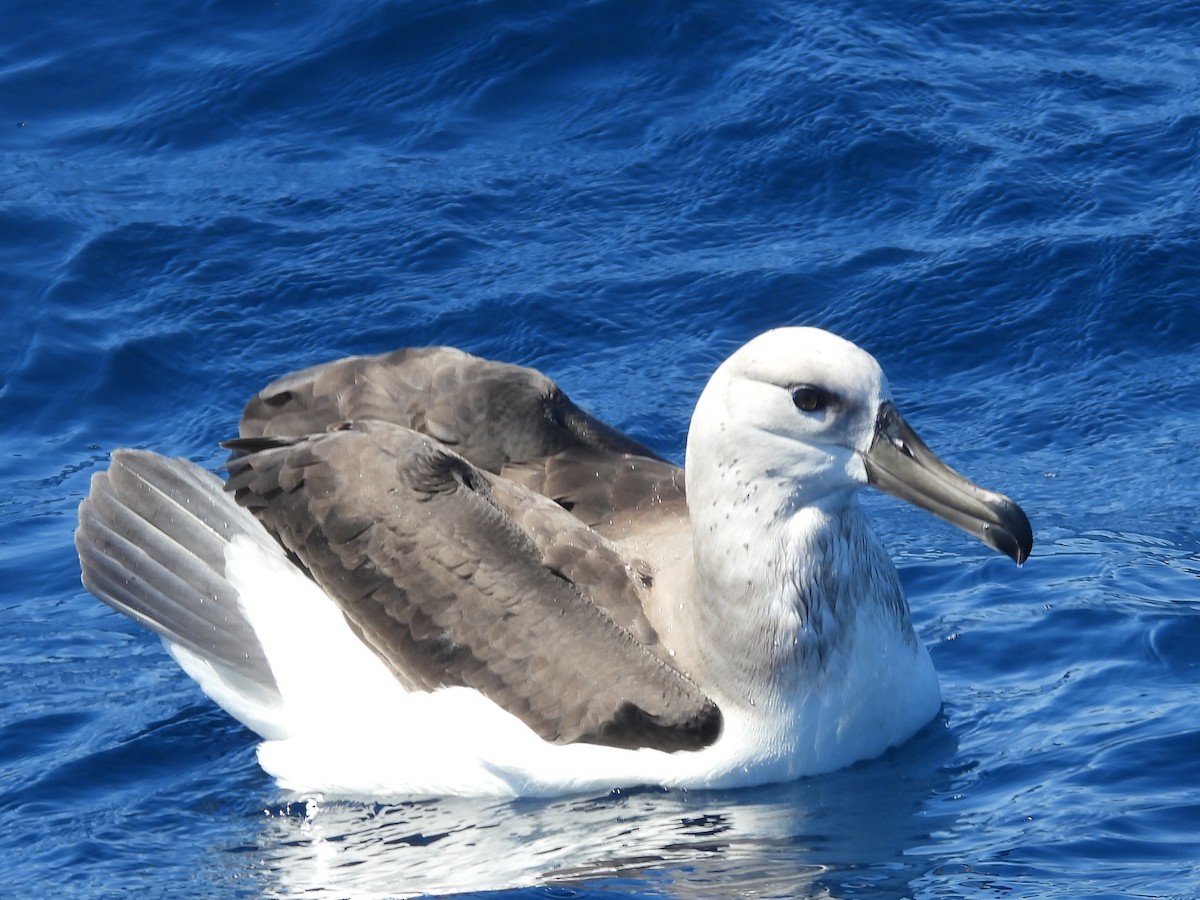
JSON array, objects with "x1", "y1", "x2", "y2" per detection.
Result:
[{"x1": 791, "y1": 385, "x2": 831, "y2": 413}]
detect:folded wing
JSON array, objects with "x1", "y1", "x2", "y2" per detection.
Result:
[{"x1": 225, "y1": 421, "x2": 720, "y2": 752}]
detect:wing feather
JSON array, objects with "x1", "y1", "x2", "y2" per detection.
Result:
[
  {"x1": 238, "y1": 347, "x2": 664, "y2": 471},
  {"x1": 224, "y1": 422, "x2": 720, "y2": 752}
]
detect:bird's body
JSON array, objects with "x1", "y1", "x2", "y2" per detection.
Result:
[{"x1": 76, "y1": 328, "x2": 1030, "y2": 798}]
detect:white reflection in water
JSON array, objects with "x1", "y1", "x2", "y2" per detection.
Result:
[{"x1": 252, "y1": 726, "x2": 957, "y2": 899}]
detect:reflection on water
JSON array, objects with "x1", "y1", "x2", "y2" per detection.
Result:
[{"x1": 251, "y1": 723, "x2": 958, "y2": 899}]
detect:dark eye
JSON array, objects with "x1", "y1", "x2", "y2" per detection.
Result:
[{"x1": 791, "y1": 385, "x2": 832, "y2": 413}]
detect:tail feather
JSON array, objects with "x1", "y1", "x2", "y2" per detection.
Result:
[{"x1": 76, "y1": 450, "x2": 282, "y2": 706}]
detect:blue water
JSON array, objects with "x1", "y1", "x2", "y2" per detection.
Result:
[{"x1": 3, "y1": 0, "x2": 1199, "y2": 896}]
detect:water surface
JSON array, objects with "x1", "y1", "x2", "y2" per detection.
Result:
[{"x1": 2, "y1": 0, "x2": 1199, "y2": 896}]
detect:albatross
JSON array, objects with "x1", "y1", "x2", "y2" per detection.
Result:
[{"x1": 75, "y1": 327, "x2": 1032, "y2": 798}]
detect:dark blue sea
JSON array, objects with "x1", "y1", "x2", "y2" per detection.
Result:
[{"x1": 3, "y1": 0, "x2": 1199, "y2": 896}]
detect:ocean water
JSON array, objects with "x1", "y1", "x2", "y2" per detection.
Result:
[{"x1": 2, "y1": 0, "x2": 1199, "y2": 896}]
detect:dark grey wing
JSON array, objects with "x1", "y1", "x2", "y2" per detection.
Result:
[
  {"x1": 75, "y1": 450, "x2": 281, "y2": 704},
  {"x1": 238, "y1": 347, "x2": 664, "y2": 472},
  {"x1": 223, "y1": 421, "x2": 721, "y2": 753},
  {"x1": 501, "y1": 448, "x2": 688, "y2": 536}
]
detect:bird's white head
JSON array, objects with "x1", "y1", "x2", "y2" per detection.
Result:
[
  {"x1": 686, "y1": 327, "x2": 1032, "y2": 564},
  {"x1": 686, "y1": 327, "x2": 888, "y2": 513}
]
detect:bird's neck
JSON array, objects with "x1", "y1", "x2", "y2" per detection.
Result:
[{"x1": 678, "y1": 475, "x2": 916, "y2": 709}]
